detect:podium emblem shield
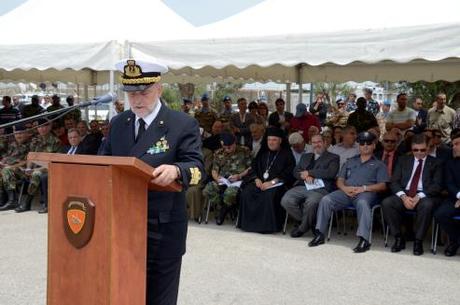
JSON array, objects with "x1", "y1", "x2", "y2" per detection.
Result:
[{"x1": 63, "y1": 197, "x2": 95, "y2": 249}]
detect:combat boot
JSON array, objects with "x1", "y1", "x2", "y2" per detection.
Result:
[
  {"x1": 0, "y1": 190, "x2": 17, "y2": 211},
  {"x1": 15, "y1": 194, "x2": 33, "y2": 213}
]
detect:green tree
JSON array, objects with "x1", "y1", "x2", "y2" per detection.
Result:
[
  {"x1": 210, "y1": 82, "x2": 243, "y2": 112},
  {"x1": 399, "y1": 81, "x2": 460, "y2": 108},
  {"x1": 161, "y1": 85, "x2": 182, "y2": 111},
  {"x1": 313, "y1": 82, "x2": 354, "y2": 106}
]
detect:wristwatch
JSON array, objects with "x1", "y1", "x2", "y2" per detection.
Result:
[
  {"x1": 271, "y1": 180, "x2": 277, "y2": 185},
  {"x1": 363, "y1": 185, "x2": 367, "y2": 191},
  {"x1": 174, "y1": 165, "x2": 182, "y2": 179}
]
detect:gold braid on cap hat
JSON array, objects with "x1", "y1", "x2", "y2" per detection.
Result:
[{"x1": 121, "y1": 60, "x2": 162, "y2": 85}]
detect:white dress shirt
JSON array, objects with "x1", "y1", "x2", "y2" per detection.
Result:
[
  {"x1": 135, "y1": 100, "x2": 161, "y2": 138},
  {"x1": 396, "y1": 156, "x2": 427, "y2": 198},
  {"x1": 67, "y1": 146, "x2": 77, "y2": 155}
]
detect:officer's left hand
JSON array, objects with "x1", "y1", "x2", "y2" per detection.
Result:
[{"x1": 151, "y1": 165, "x2": 179, "y2": 187}]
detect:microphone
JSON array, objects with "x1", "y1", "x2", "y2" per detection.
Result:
[
  {"x1": 0, "y1": 93, "x2": 118, "y2": 130},
  {"x1": 78, "y1": 93, "x2": 118, "y2": 107}
]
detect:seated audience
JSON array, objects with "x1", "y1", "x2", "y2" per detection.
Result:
[
  {"x1": 230, "y1": 98, "x2": 255, "y2": 146},
  {"x1": 289, "y1": 132, "x2": 310, "y2": 165},
  {"x1": 15, "y1": 118, "x2": 62, "y2": 213},
  {"x1": 77, "y1": 120, "x2": 102, "y2": 155},
  {"x1": 64, "y1": 128, "x2": 86, "y2": 155},
  {"x1": 290, "y1": 103, "x2": 321, "y2": 143},
  {"x1": 347, "y1": 97, "x2": 378, "y2": 133},
  {"x1": 281, "y1": 134, "x2": 340, "y2": 237},
  {"x1": 203, "y1": 133, "x2": 252, "y2": 225},
  {"x1": 382, "y1": 134, "x2": 443, "y2": 256},
  {"x1": 248, "y1": 123, "x2": 265, "y2": 157},
  {"x1": 238, "y1": 128, "x2": 295, "y2": 233},
  {"x1": 328, "y1": 125, "x2": 359, "y2": 169},
  {"x1": 434, "y1": 132, "x2": 460, "y2": 256},
  {"x1": 309, "y1": 132, "x2": 389, "y2": 253},
  {"x1": 268, "y1": 98, "x2": 293, "y2": 132},
  {"x1": 375, "y1": 132, "x2": 400, "y2": 178},
  {"x1": 327, "y1": 98, "x2": 349, "y2": 127},
  {"x1": 0, "y1": 124, "x2": 32, "y2": 211},
  {"x1": 385, "y1": 93, "x2": 416, "y2": 132},
  {"x1": 332, "y1": 126, "x2": 343, "y2": 145},
  {"x1": 202, "y1": 120, "x2": 225, "y2": 152}
]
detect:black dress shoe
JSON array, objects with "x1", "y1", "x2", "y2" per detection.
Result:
[
  {"x1": 353, "y1": 237, "x2": 371, "y2": 253},
  {"x1": 391, "y1": 236, "x2": 406, "y2": 253},
  {"x1": 215, "y1": 206, "x2": 229, "y2": 225},
  {"x1": 38, "y1": 207, "x2": 48, "y2": 214},
  {"x1": 308, "y1": 231, "x2": 325, "y2": 247},
  {"x1": 290, "y1": 227, "x2": 305, "y2": 238},
  {"x1": 413, "y1": 239, "x2": 424, "y2": 256},
  {"x1": 444, "y1": 242, "x2": 459, "y2": 257}
]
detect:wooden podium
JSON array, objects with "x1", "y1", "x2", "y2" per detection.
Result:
[{"x1": 28, "y1": 152, "x2": 181, "y2": 305}]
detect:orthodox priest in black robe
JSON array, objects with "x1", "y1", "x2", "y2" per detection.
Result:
[{"x1": 238, "y1": 127, "x2": 295, "y2": 233}]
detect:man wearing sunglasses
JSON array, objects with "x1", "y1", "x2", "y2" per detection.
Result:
[
  {"x1": 425, "y1": 129, "x2": 452, "y2": 163},
  {"x1": 309, "y1": 132, "x2": 389, "y2": 253},
  {"x1": 375, "y1": 133, "x2": 400, "y2": 177},
  {"x1": 382, "y1": 134, "x2": 443, "y2": 256}
]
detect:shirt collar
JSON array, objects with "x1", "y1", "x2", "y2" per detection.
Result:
[
  {"x1": 414, "y1": 156, "x2": 428, "y2": 163},
  {"x1": 135, "y1": 99, "x2": 161, "y2": 128}
]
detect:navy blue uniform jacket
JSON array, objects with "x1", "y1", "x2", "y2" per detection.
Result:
[{"x1": 101, "y1": 103, "x2": 204, "y2": 259}]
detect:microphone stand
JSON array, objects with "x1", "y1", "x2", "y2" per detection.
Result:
[{"x1": 0, "y1": 94, "x2": 116, "y2": 130}]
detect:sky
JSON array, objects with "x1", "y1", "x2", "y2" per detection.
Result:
[{"x1": 0, "y1": 0, "x2": 265, "y2": 26}]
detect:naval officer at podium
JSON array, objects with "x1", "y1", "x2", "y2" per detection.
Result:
[{"x1": 101, "y1": 58, "x2": 204, "y2": 305}]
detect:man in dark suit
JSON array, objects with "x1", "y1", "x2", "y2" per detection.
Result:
[
  {"x1": 413, "y1": 97, "x2": 428, "y2": 133},
  {"x1": 101, "y1": 59, "x2": 203, "y2": 305},
  {"x1": 374, "y1": 132, "x2": 400, "y2": 178},
  {"x1": 63, "y1": 128, "x2": 86, "y2": 155},
  {"x1": 268, "y1": 98, "x2": 293, "y2": 132},
  {"x1": 382, "y1": 134, "x2": 443, "y2": 255},
  {"x1": 77, "y1": 120, "x2": 101, "y2": 155},
  {"x1": 434, "y1": 133, "x2": 460, "y2": 256},
  {"x1": 426, "y1": 128, "x2": 452, "y2": 163},
  {"x1": 229, "y1": 97, "x2": 255, "y2": 147},
  {"x1": 281, "y1": 134, "x2": 340, "y2": 237}
]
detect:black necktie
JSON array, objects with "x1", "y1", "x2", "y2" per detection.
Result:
[{"x1": 136, "y1": 118, "x2": 146, "y2": 142}]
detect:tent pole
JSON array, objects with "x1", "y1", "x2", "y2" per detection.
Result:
[
  {"x1": 286, "y1": 83, "x2": 292, "y2": 113},
  {"x1": 310, "y1": 83, "x2": 314, "y2": 105},
  {"x1": 296, "y1": 64, "x2": 303, "y2": 104}
]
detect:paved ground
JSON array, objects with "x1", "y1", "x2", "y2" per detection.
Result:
[{"x1": 1, "y1": 210, "x2": 459, "y2": 305}]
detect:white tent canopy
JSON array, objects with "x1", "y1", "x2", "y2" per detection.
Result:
[
  {"x1": 130, "y1": 0, "x2": 460, "y2": 82},
  {"x1": 0, "y1": 0, "x2": 195, "y2": 84},
  {"x1": 131, "y1": 22, "x2": 460, "y2": 83},
  {"x1": 194, "y1": 0, "x2": 460, "y2": 39}
]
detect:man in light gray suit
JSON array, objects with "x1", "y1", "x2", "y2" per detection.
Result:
[{"x1": 281, "y1": 134, "x2": 340, "y2": 237}]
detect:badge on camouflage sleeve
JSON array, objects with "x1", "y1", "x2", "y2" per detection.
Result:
[{"x1": 189, "y1": 167, "x2": 201, "y2": 185}]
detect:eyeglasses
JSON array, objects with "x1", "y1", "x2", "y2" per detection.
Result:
[
  {"x1": 412, "y1": 149, "x2": 427, "y2": 152},
  {"x1": 359, "y1": 141, "x2": 373, "y2": 146},
  {"x1": 383, "y1": 139, "x2": 396, "y2": 143}
]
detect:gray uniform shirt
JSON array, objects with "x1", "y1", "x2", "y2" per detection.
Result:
[{"x1": 338, "y1": 155, "x2": 389, "y2": 187}]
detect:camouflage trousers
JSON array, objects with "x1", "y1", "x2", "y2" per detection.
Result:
[
  {"x1": 0, "y1": 167, "x2": 26, "y2": 192},
  {"x1": 0, "y1": 167, "x2": 44, "y2": 195},
  {"x1": 27, "y1": 169, "x2": 46, "y2": 195},
  {"x1": 203, "y1": 181, "x2": 239, "y2": 207}
]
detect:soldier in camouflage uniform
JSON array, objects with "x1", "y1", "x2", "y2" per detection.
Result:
[
  {"x1": 203, "y1": 133, "x2": 252, "y2": 225},
  {"x1": 0, "y1": 125, "x2": 32, "y2": 211},
  {"x1": 194, "y1": 94, "x2": 218, "y2": 136},
  {"x1": 16, "y1": 119, "x2": 62, "y2": 213},
  {"x1": 219, "y1": 96, "x2": 234, "y2": 126},
  {"x1": 0, "y1": 128, "x2": 8, "y2": 156}
]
